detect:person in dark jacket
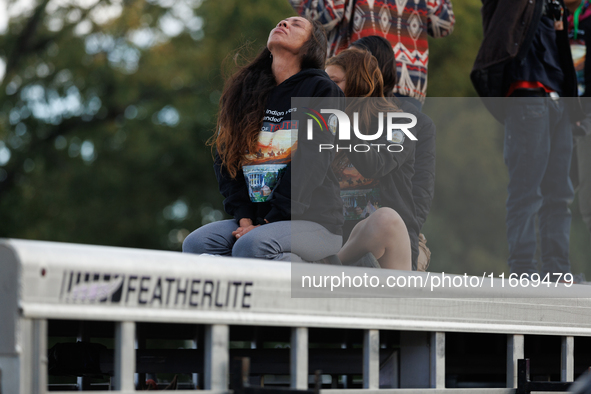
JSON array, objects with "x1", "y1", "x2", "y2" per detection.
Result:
[
  {"x1": 566, "y1": 0, "x2": 591, "y2": 245},
  {"x1": 351, "y1": 36, "x2": 436, "y2": 271},
  {"x1": 471, "y1": 0, "x2": 580, "y2": 277},
  {"x1": 182, "y1": 17, "x2": 344, "y2": 262},
  {"x1": 326, "y1": 48, "x2": 417, "y2": 270}
]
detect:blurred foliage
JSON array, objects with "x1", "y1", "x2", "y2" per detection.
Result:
[
  {"x1": 0, "y1": 0, "x2": 588, "y2": 277},
  {"x1": 428, "y1": 0, "x2": 483, "y2": 97},
  {"x1": 0, "y1": 0, "x2": 294, "y2": 250},
  {"x1": 422, "y1": 98, "x2": 509, "y2": 275}
]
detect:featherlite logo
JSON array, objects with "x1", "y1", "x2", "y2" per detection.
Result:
[
  {"x1": 59, "y1": 270, "x2": 253, "y2": 309},
  {"x1": 305, "y1": 109, "x2": 418, "y2": 152}
]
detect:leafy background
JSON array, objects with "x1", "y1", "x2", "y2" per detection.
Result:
[{"x1": 0, "y1": 0, "x2": 589, "y2": 277}]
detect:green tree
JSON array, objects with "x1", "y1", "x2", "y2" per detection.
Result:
[
  {"x1": 427, "y1": 0, "x2": 483, "y2": 97},
  {"x1": 0, "y1": 0, "x2": 294, "y2": 249},
  {"x1": 1, "y1": 0, "x2": 588, "y2": 278}
]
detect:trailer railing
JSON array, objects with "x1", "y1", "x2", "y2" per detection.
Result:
[{"x1": 1, "y1": 239, "x2": 591, "y2": 393}]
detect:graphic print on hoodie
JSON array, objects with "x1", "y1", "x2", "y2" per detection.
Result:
[
  {"x1": 333, "y1": 125, "x2": 409, "y2": 221},
  {"x1": 215, "y1": 68, "x2": 344, "y2": 234},
  {"x1": 242, "y1": 113, "x2": 298, "y2": 203}
]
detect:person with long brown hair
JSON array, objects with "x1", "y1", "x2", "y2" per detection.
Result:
[
  {"x1": 183, "y1": 17, "x2": 344, "y2": 262},
  {"x1": 325, "y1": 48, "x2": 418, "y2": 270},
  {"x1": 350, "y1": 36, "x2": 437, "y2": 271}
]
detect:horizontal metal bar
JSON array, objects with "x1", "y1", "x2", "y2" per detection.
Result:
[
  {"x1": 47, "y1": 391, "x2": 515, "y2": 394},
  {"x1": 47, "y1": 391, "x2": 228, "y2": 394},
  {"x1": 524, "y1": 382, "x2": 571, "y2": 391},
  {"x1": 47, "y1": 388, "x2": 517, "y2": 394},
  {"x1": 24, "y1": 303, "x2": 591, "y2": 336},
  {"x1": 244, "y1": 388, "x2": 316, "y2": 394},
  {"x1": 319, "y1": 390, "x2": 515, "y2": 394},
  {"x1": 50, "y1": 347, "x2": 400, "y2": 375},
  {"x1": 7, "y1": 239, "x2": 591, "y2": 340}
]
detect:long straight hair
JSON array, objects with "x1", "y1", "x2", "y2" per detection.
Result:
[
  {"x1": 326, "y1": 48, "x2": 401, "y2": 172},
  {"x1": 351, "y1": 36, "x2": 397, "y2": 97},
  {"x1": 326, "y1": 47, "x2": 400, "y2": 131},
  {"x1": 212, "y1": 19, "x2": 327, "y2": 179}
]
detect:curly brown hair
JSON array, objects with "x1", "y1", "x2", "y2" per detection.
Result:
[{"x1": 211, "y1": 18, "x2": 327, "y2": 179}]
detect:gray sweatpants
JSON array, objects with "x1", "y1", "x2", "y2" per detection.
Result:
[{"x1": 182, "y1": 219, "x2": 342, "y2": 262}]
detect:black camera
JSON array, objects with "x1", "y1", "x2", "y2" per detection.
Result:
[{"x1": 544, "y1": 0, "x2": 564, "y2": 21}]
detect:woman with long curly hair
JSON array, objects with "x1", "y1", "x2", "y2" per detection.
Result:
[
  {"x1": 183, "y1": 17, "x2": 344, "y2": 262},
  {"x1": 326, "y1": 47, "x2": 418, "y2": 270}
]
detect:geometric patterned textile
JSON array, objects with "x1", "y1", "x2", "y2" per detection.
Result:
[{"x1": 290, "y1": 0, "x2": 455, "y2": 103}]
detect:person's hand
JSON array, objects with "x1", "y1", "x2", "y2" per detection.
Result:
[
  {"x1": 232, "y1": 218, "x2": 259, "y2": 239},
  {"x1": 233, "y1": 225, "x2": 259, "y2": 238}
]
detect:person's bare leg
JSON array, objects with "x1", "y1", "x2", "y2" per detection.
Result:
[{"x1": 337, "y1": 208, "x2": 411, "y2": 270}]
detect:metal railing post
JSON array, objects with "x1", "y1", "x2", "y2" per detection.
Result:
[
  {"x1": 561, "y1": 336, "x2": 574, "y2": 382},
  {"x1": 363, "y1": 329, "x2": 379, "y2": 389},
  {"x1": 204, "y1": 324, "x2": 229, "y2": 390},
  {"x1": 114, "y1": 321, "x2": 136, "y2": 391},
  {"x1": 430, "y1": 332, "x2": 445, "y2": 388},
  {"x1": 507, "y1": 334, "x2": 524, "y2": 388},
  {"x1": 32, "y1": 319, "x2": 47, "y2": 394},
  {"x1": 290, "y1": 327, "x2": 308, "y2": 390}
]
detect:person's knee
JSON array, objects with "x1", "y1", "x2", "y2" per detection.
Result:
[
  {"x1": 182, "y1": 231, "x2": 206, "y2": 254},
  {"x1": 233, "y1": 234, "x2": 277, "y2": 259},
  {"x1": 182, "y1": 222, "x2": 234, "y2": 255},
  {"x1": 371, "y1": 208, "x2": 405, "y2": 238}
]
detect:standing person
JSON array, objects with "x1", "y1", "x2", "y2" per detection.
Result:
[
  {"x1": 183, "y1": 17, "x2": 344, "y2": 262},
  {"x1": 566, "y1": 0, "x2": 591, "y2": 245},
  {"x1": 352, "y1": 35, "x2": 436, "y2": 271},
  {"x1": 289, "y1": 0, "x2": 455, "y2": 110},
  {"x1": 326, "y1": 48, "x2": 418, "y2": 270},
  {"x1": 471, "y1": 0, "x2": 583, "y2": 278}
]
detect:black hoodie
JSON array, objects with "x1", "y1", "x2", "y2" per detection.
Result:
[
  {"x1": 334, "y1": 100, "x2": 420, "y2": 269},
  {"x1": 214, "y1": 69, "x2": 345, "y2": 235}
]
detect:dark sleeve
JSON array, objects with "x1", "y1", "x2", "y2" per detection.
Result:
[
  {"x1": 264, "y1": 81, "x2": 344, "y2": 223},
  {"x1": 345, "y1": 126, "x2": 414, "y2": 179},
  {"x1": 411, "y1": 113, "x2": 436, "y2": 230},
  {"x1": 214, "y1": 150, "x2": 256, "y2": 223},
  {"x1": 583, "y1": 17, "x2": 591, "y2": 98},
  {"x1": 345, "y1": 109, "x2": 419, "y2": 179}
]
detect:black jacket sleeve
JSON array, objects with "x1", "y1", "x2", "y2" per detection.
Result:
[
  {"x1": 411, "y1": 112, "x2": 436, "y2": 230},
  {"x1": 345, "y1": 119, "x2": 415, "y2": 179},
  {"x1": 214, "y1": 150, "x2": 256, "y2": 224}
]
